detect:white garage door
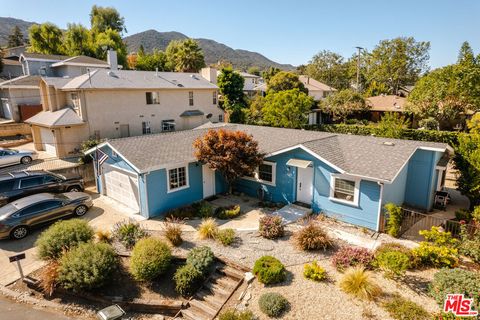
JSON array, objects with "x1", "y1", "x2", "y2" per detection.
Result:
[
  {"x1": 103, "y1": 164, "x2": 140, "y2": 212},
  {"x1": 39, "y1": 127, "x2": 57, "y2": 156}
]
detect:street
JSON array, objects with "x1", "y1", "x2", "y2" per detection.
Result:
[{"x1": 0, "y1": 296, "x2": 72, "y2": 320}]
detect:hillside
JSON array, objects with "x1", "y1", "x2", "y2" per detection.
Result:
[
  {"x1": 124, "y1": 29, "x2": 294, "y2": 70},
  {"x1": 0, "y1": 17, "x2": 34, "y2": 46}
]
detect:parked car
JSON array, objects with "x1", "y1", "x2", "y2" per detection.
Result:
[
  {"x1": 0, "y1": 170, "x2": 84, "y2": 206},
  {"x1": 0, "y1": 192, "x2": 93, "y2": 240},
  {"x1": 0, "y1": 148, "x2": 38, "y2": 167}
]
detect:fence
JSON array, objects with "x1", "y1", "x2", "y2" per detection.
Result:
[{"x1": 398, "y1": 208, "x2": 479, "y2": 238}]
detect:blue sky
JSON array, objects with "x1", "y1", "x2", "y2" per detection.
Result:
[{"x1": 1, "y1": 0, "x2": 479, "y2": 68}]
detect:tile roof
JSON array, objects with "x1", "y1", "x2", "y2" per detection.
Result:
[
  {"x1": 25, "y1": 108, "x2": 85, "y2": 127},
  {"x1": 366, "y1": 95, "x2": 406, "y2": 112},
  {"x1": 61, "y1": 69, "x2": 218, "y2": 90},
  {"x1": 102, "y1": 124, "x2": 449, "y2": 181},
  {"x1": 299, "y1": 75, "x2": 337, "y2": 92}
]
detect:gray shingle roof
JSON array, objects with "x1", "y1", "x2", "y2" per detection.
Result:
[
  {"x1": 61, "y1": 69, "x2": 218, "y2": 90},
  {"x1": 51, "y1": 56, "x2": 109, "y2": 67},
  {"x1": 0, "y1": 75, "x2": 41, "y2": 88},
  {"x1": 25, "y1": 108, "x2": 85, "y2": 127},
  {"x1": 103, "y1": 124, "x2": 449, "y2": 181},
  {"x1": 21, "y1": 52, "x2": 70, "y2": 61}
]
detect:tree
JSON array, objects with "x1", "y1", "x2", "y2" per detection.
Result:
[
  {"x1": 364, "y1": 80, "x2": 390, "y2": 97},
  {"x1": 63, "y1": 23, "x2": 92, "y2": 56},
  {"x1": 267, "y1": 71, "x2": 308, "y2": 94},
  {"x1": 245, "y1": 94, "x2": 266, "y2": 125},
  {"x1": 217, "y1": 68, "x2": 245, "y2": 106},
  {"x1": 262, "y1": 89, "x2": 314, "y2": 128},
  {"x1": 90, "y1": 5, "x2": 126, "y2": 34},
  {"x1": 467, "y1": 113, "x2": 480, "y2": 134},
  {"x1": 194, "y1": 129, "x2": 264, "y2": 193},
  {"x1": 262, "y1": 67, "x2": 280, "y2": 84},
  {"x1": 454, "y1": 132, "x2": 480, "y2": 210},
  {"x1": 211, "y1": 59, "x2": 232, "y2": 69},
  {"x1": 92, "y1": 28, "x2": 127, "y2": 66},
  {"x1": 376, "y1": 112, "x2": 410, "y2": 138},
  {"x1": 28, "y1": 23, "x2": 64, "y2": 55},
  {"x1": 321, "y1": 89, "x2": 368, "y2": 122},
  {"x1": 365, "y1": 37, "x2": 430, "y2": 94},
  {"x1": 458, "y1": 41, "x2": 476, "y2": 66},
  {"x1": 305, "y1": 50, "x2": 350, "y2": 90},
  {"x1": 166, "y1": 39, "x2": 205, "y2": 72},
  {"x1": 247, "y1": 66, "x2": 261, "y2": 76},
  {"x1": 7, "y1": 26, "x2": 24, "y2": 47},
  {"x1": 135, "y1": 49, "x2": 169, "y2": 71}
]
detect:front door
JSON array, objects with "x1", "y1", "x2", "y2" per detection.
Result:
[
  {"x1": 296, "y1": 166, "x2": 313, "y2": 204},
  {"x1": 120, "y1": 124, "x2": 130, "y2": 138},
  {"x1": 202, "y1": 165, "x2": 215, "y2": 198}
]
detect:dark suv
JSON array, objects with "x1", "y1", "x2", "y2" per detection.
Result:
[{"x1": 0, "y1": 170, "x2": 84, "y2": 206}]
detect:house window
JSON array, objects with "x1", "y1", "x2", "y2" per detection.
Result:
[
  {"x1": 330, "y1": 175, "x2": 359, "y2": 206},
  {"x1": 189, "y1": 91, "x2": 194, "y2": 106},
  {"x1": 71, "y1": 93, "x2": 80, "y2": 109},
  {"x1": 146, "y1": 92, "x2": 160, "y2": 104},
  {"x1": 212, "y1": 91, "x2": 217, "y2": 105},
  {"x1": 168, "y1": 166, "x2": 188, "y2": 192},
  {"x1": 243, "y1": 161, "x2": 276, "y2": 186},
  {"x1": 162, "y1": 119, "x2": 175, "y2": 132},
  {"x1": 218, "y1": 114, "x2": 223, "y2": 122},
  {"x1": 142, "y1": 121, "x2": 151, "y2": 134}
]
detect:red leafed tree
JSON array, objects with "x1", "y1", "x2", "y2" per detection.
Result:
[{"x1": 194, "y1": 129, "x2": 264, "y2": 193}]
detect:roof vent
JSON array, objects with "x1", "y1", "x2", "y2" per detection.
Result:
[
  {"x1": 107, "y1": 70, "x2": 116, "y2": 77},
  {"x1": 383, "y1": 141, "x2": 395, "y2": 146},
  {"x1": 190, "y1": 74, "x2": 199, "y2": 80},
  {"x1": 177, "y1": 83, "x2": 184, "y2": 87}
]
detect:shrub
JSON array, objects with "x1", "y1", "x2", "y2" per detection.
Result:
[
  {"x1": 39, "y1": 261, "x2": 59, "y2": 297},
  {"x1": 57, "y1": 242, "x2": 118, "y2": 291},
  {"x1": 193, "y1": 201, "x2": 214, "y2": 218},
  {"x1": 339, "y1": 266, "x2": 382, "y2": 301},
  {"x1": 174, "y1": 264, "x2": 204, "y2": 297},
  {"x1": 36, "y1": 219, "x2": 94, "y2": 260},
  {"x1": 198, "y1": 218, "x2": 218, "y2": 239},
  {"x1": 112, "y1": 220, "x2": 149, "y2": 249},
  {"x1": 332, "y1": 246, "x2": 374, "y2": 272},
  {"x1": 216, "y1": 205, "x2": 241, "y2": 219},
  {"x1": 455, "y1": 209, "x2": 473, "y2": 222},
  {"x1": 95, "y1": 230, "x2": 112, "y2": 243},
  {"x1": 130, "y1": 238, "x2": 172, "y2": 281},
  {"x1": 216, "y1": 228, "x2": 236, "y2": 246},
  {"x1": 162, "y1": 217, "x2": 183, "y2": 246},
  {"x1": 412, "y1": 243, "x2": 458, "y2": 268},
  {"x1": 430, "y1": 268, "x2": 480, "y2": 310},
  {"x1": 383, "y1": 295, "x2": 430, "y2": 320},
  {"x1": 294, "y1": 222, "x2": 332, "y2": 251},
  {"x1": 252, "y1": 256, "x2": 286, "y2": 285},
  {"x1": 303, "y1": 261, "x2": 326, "y2": 282},
  {"x1": 259, "y1": 215, "x2": 284, "y2": 239},
  {"x1": 218, "y1": 309, "x2": 255, "y2": 320},
  {"x1": 186, "y1": 246, "x2": 215, "y2": 275},
  {"x1": 166, "y1": 205, "x2": 197, "y2": 219},
  {"x1": 375, "y1": 250, "x2": 411, "y2": 278},
  {"x1": 385, "y1": 203, "x2": 403, "y2": 237},
  {"x1": 258, "y1": 292, "x2": 289, "y2": 317},
  {"x1": 459, "y1": 223, "x2": 480, "y2": 263}
]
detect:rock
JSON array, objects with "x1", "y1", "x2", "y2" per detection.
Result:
[
  {"x1": 243, "y1": 292, "x2": 252, "y2": 302},
  {"x1": 244, "y1": 272, "x2": 255, "y2": 283}
]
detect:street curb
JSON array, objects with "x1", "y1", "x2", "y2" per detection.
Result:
[{"x1": 0, "y1": 284, "x2": 65, "y2": 310}]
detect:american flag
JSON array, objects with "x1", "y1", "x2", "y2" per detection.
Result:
[{"x1": 96, "y1": 148, "x2": 109, "y2": 175}]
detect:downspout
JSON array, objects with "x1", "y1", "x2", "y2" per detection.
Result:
[
  {"x1": 376, "y1": 182, "x2": 384, "y2": 232},
  {"x1": 141, "y1": 172, "x2": 150, "y2": 219}
]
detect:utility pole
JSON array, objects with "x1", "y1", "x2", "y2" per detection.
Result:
[{"x1": 355, "y1": 46, "x2": 363, "y2": 92}]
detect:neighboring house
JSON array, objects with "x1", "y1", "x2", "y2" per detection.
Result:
[
  {"x1": 0, "y1": 58, "x2": 23, "y2": 80},
  {"x1": 298, "y1": 76, "x2": 336, "y2": 125},
  {"x1": 366, "y1": 95, "x2": 407, "y2": 122},
  {"x1": 0, "y1": 75, "x2": 42, "y2": 121},
  {"x1": 26, "y1": 68, "x2": 223, "y2": 157},
  {"x1": 85, "y1": 123, "x2": 451, "y2": 231},
  {"x1": 238, "y1": 72, "x2": 262, "y2": 92}
]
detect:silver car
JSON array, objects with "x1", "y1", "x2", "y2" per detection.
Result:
[{"x1": 0, "y1": 148, "x2": 38, "y2": 167}]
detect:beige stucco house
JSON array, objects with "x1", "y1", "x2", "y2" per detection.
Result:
[{"x1": 26, "y1": 69, "x2": 223, "y2": 157}]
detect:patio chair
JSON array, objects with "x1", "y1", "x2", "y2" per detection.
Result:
[{"x1": 434, "y1": 191, "x2": 449, "y2": 210}]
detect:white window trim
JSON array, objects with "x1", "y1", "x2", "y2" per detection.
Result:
[
  {"x1": 242, "y1": 161, "x2": 276, "y2": 186},
  {"x1": 166, "y1": 165, "x2": 190, "y2": 193},
  {"x1": 329, "y1": 174, "x2": 360, "y2": 207}
]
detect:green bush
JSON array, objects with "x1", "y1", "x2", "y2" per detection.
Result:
[
  {"x1": 218, "y1": 309, "x2": 255, "y2": 320},
  {"x1": 130, "y1": 238, "x2": 172, "y2": 281},
  {"x1": 430, "y1": 268, "x2": 480, "y2": 310},
  {"x1": 173, "y1": 264, "x2": 204, "y2": 297},
  {"x1": 455, "y1": 209, "x2": 473, "y2": 222},
  {"x1": 258, "y1": 292, "x2": 289, "y2": 317},
  {"x1": 186, "y1": 246, "x2": 215, "y2": 275},
  {"x1": 303, "y1": 261, "x2": 326, "y2": 282},
  {"x1": 193, "y1": 201, "x2": 214, "y2": 218},
  {"x1": 375, "y1": 250, "x2": 411, "y2": 278},
  {"x1": 253, "y1": 256, "x2": 286, "y2": 285},
  {"x1": 57, "y1": 242, "x2": 118, "y2": 291},
  {"x1": 112, "y1": 220, "x2": 149, "y2": 249},
  {"x1": 385, "y1": 203, "x2": 403, "y2": 237},
  {"x1": 216, "y1": 228, "x2": 236, "y2": 246},
  {"x1": 412, "y1": 227, "x2": 459, "y2": 268},
  {"x1": 259, "y1": 215, "x2": 284, "y2": 239},
  {"x1": 294, "y1": 222, "x2": 333, "y2": 251},
  {"x1": 383, "y1": 295, "x2": 430, "y2": 320},
  {"x1": 166, "y1": 205, "x2": 197, "y2": 219},
  {"x1": 36, "y1": 219, "x2": 94, "y2": 260},
  {"x1": 216, "y1": 205, "x2": 241, "y2": 219},
  {"x1": 459, "y1": 223, "x2": 480, "y2": 263}
]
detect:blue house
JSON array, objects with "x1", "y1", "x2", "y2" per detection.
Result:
[{"x1": 86, "y1": 124, "x2": 452, "y2": 231}]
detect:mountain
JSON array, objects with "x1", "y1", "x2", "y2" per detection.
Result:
[
  {"x1": 0, "y1": 17, "x2": 34, "y2": 46},
  {"x1": 124, "y1": 29, "x2": 294, "y2": 70}
]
